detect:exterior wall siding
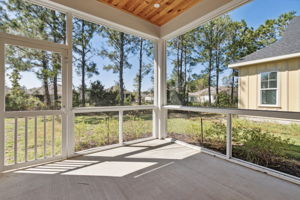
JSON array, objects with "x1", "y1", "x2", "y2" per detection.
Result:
[{"x1": 237, "y1": 57, "x2": 300, "y2": 111}]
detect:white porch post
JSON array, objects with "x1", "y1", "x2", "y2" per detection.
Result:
[
  {"x1": 156, "y1": 39, "x2": 167, "y2": 139},
  {"x1": 153, "y1": 40, "x2": 159, "y2": 138},
  {"x1": 226, "y1": 114, "x2": 232, "y2": 159},
  {"x1": 119, "y1": 111, "x2": 123, "y2": 145},
  {"x1": 65, "y1": 13, "x2": 74, "y2": 157},
  {"x1": 0, "y1": 39, "x2": 5, "y2": 171}
]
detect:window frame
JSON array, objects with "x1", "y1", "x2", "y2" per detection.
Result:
[{"x1": 258, "y1": 71, "x2": 280, "y2": 107}]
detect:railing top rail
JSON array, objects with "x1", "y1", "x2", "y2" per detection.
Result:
[
  {"x1": 164, "y1": 105, "x2": 300, "y2": 120},
  {"x1": 4, "y1": 110, "x2": 62, "y2": 118},
  {"x1": 72, "y1": 105, "x2": 156, "y2": 113}
]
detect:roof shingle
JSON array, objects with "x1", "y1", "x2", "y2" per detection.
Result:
[{"x1": 231, "y1": 16, "x2": 300, "y2": 66}]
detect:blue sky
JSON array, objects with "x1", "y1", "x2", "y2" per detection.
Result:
[
  {"x1": 229, "y1": 0, "x2": 300, "y2": 28},
  {"x1": 7, "y1": 0, "x2": 300, "y2": 92}
]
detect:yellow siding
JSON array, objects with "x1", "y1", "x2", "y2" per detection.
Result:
[
  {"x1": 248, "y1": 66, "x2": 257, "y2": 109},
  {"x1": 237, "y1": 58, "x2": 300, "y2": 111}
]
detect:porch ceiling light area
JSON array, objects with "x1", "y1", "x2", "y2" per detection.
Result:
[
  {"x1": 62, "y1": 161, "x2": 157, "y2": 177},
  {"x1": 97, "y1": 0, "x2": 203, "y2": 26}
]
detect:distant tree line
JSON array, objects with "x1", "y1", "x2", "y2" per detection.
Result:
[{"x1": 167, "y1": 12, "x2": 296, "y2": 107}]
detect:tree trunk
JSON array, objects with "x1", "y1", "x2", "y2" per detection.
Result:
[
  {"x1": 42, "y1": 53, "x2": 51, "y2": 107},
  {"x1": 138, "y1": 39, "x2": 143, "y2": 105},
  {"x1": 52, "y1": 53, "x2": 59, "y2": 108},
  {"x1": 176, "y1": 41, "x2": 180, "y2": 93},
  {"x1": 81, "y1": 20, "x2": 86, "y2": 106},
  {"x1": 50, "y1": 11, "x2": 60, "y2": 108},
  {"x1": 119, "y1": 32, "x2": 125, "y2": 105},
  {"x1": 183, "y1": 46, "x2": 187, "y2": 105},
  {"x1": 208, "y1": 49, "x2": 213, "y2": 106},
  {"x1": 231, "y1": 69, "x2": 235, "y2": 104},
  {"x1": 179, "y1": 37, "x2": 184, "y2": 104},
  {"x1": 215, "y1": 50, "x2": 220, "y2": 105}
]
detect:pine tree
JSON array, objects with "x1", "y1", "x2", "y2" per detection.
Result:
[{"x1": 100, "y1": 29, "x2": 133, "y2": 105}]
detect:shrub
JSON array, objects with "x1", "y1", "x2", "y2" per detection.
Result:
[
  {"x1": 204, "y1": 121, "x2": 226, "y2": 141},
  {"x1": 233, "y1": 125, "x2": 290, "y2": 167}
]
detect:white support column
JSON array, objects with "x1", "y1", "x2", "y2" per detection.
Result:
[
  {"x1": 0, "y1": 39, "x2": 5, "y2": 171},
  {"x1": 65, "y1": 13, "x2": 74, "y2": 157},
  {"x1": 226, "y1": 114, "x2": 232, "y2": 159},
  {"x1": 119, "y1": 111, "x2": 123, "y2": 145},
  {"x1": 153, "y1": 40, "x2": 159, "y2": 138},
  {"x1": 157, "y1": 39, "x2": 167, "y2": 139}
]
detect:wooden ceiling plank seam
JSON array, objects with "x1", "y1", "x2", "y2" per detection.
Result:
[
  {"x1": 137, "y1": 0, "x2": 163, "y2": 17},
  {"x1": 111, "y1": 0, "x2": 121, "y2": 6},
  {"x1": 149, "y1": 0, "x2": 186, "y2": 22},
  {"x1": 116, "y1": 0, "x2": 129, "y2": 8},
  {"x1": 97, "y1": 0, "x2": 203, "y2": 26},
  {"x1": 98, "y1": 0, "x2": 161, "y2": 26},
  {"x1": 126, "y1": 1, "x2": 143, "y2": 12},
  {"x1": 133, "y1": 0, "x2": 152, "y2": 15},
  {"x1": 156, "y1": 0, "x2": 201, "y2": 25}
]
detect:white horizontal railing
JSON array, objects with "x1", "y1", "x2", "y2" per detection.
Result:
[
  {"x1": 4, "y1": 110, "x2": 63, "y2": 118},
  {"x1": 165, "y1": 105, "x2": 300, "y2": 158},
  {"x1": 72, "y1": 105, "x2": 156, "y2": 113},
  {"x1": 164, "y1": 105, "x2": 300, "y2": 184},
  {"x1": 164, "y1": 105, "x2": 300, "y2": 120}
]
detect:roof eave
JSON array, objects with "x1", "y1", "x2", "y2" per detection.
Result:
[{"x1": 228, "y1": 52, "x2": 300, "y2": 68}]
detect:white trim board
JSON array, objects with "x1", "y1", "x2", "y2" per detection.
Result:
[{"x1": 229, "y1": 52, "x2": 300, "y2": 68}]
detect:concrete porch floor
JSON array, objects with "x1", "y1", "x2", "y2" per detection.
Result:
[{"x1": 0, "y1": 139, "x2": 299, "y2": 200}]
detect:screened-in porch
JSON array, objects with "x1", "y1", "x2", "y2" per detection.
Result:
[{"x1": 0, "y1": 0, "x2": 300, "y2": 199}]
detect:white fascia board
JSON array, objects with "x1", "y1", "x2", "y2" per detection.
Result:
[
  {"x1": 29, "y1": 0, "x2": 160, "y2": 41},
  {"x1": 228, "y1": 52, "x2": 300, "y2": 68},
  {"x1": 160, "y1": 0, "x2": 251, "y2": 40}
]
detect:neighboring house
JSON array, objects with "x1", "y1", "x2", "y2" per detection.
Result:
[
  {"x1": 144, "y1": 96, "x2": 154, "y2": 103},
  {"x1": 6, "y1": 84, "x2": 62, "y2": 102},
  {"x1": 229, "y1": 16, "x2": 300, "y2": 111},
  {"x1": 27, "y1": 84, "x2": 62, "y2": 102},
  {"x1": 188, "y1": 86, "x2": 234, "y2": 103}
]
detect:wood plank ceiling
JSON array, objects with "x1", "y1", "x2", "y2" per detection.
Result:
[{"x1": 97, "y1": 0, "x2": 203, "y2": 26}]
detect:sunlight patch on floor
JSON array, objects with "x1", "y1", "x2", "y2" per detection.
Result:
[
  {"x1": 62, "y1": 161, "x2": 157, "y2": 177},
  {"x1": 84, "y1": 146, "x2": 146, "y2": 157},
  {"x1": 130, "y1": 140, "x2": 171, "y2": 147},
  {"x1": 14, "y1": 160, "x2": 98, "y2": 175},
  {"x1": 127, "y1": 144, "x2": 199, "y2": 160}
]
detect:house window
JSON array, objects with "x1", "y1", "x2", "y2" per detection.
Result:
[{"x1": 260, "y1": 72, "x2": 278, "y2": 105}]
